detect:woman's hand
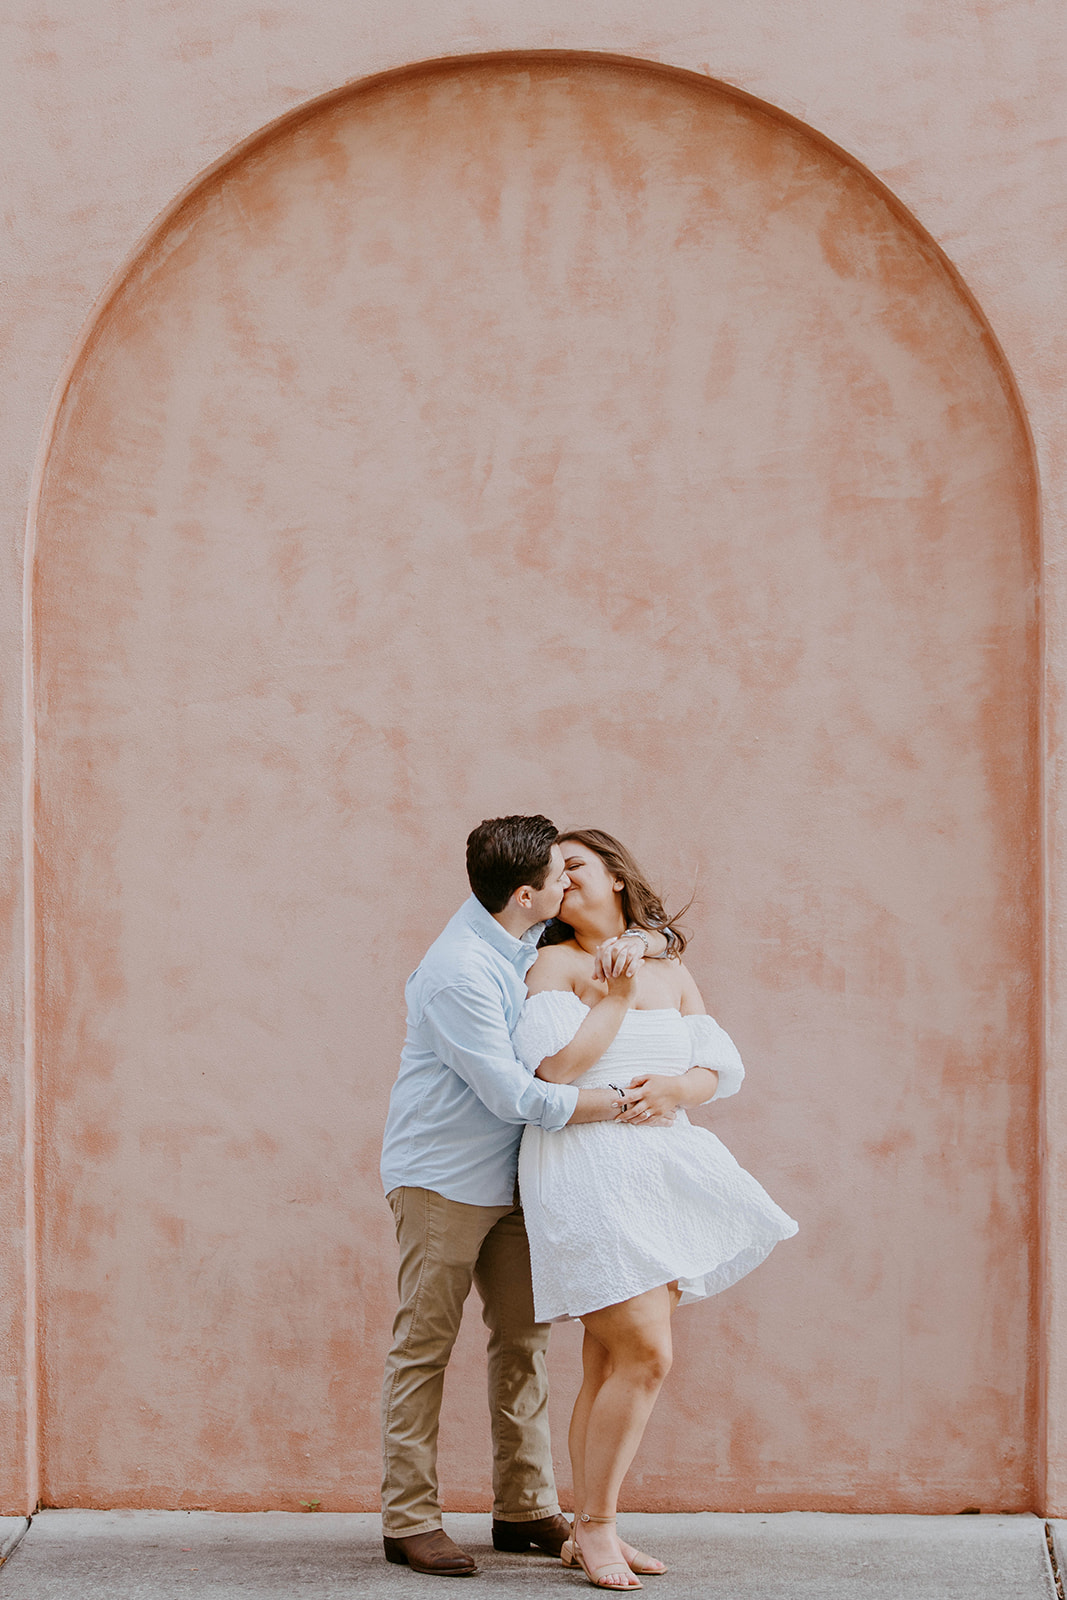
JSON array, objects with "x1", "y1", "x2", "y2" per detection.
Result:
[
  {"x1": 594, "y1": 934, "x2": 645, "y2": 981},
  {"x1": 603, "y1": 961, "x2": 638, "y2": 1004},
  {"x1": 614, "y1": 1074, "x2": 681, "y2": 1123},
  {"x1": 616, "y1": 1066, "x2": 719, "y2": 1121}
]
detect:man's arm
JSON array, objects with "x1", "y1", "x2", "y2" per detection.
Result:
[
  {"x1": 421, "y1": 983, "x2": 621, "y2": 1129},
  {"x1": 566, "y1": 1086, "x2": 622, "y2": 1124}
]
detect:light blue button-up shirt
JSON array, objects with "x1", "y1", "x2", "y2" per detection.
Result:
[{"x1": 380, "y1": 896, "x2": 580, "y2": 1205}]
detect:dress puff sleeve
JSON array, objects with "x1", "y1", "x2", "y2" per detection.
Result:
[
  {"x1": 512, "y1": 990, "x2": 590, "y2": 1073},
  {"x1": 685, "y1": 1014, "x2": 745, "y2": 1100}
]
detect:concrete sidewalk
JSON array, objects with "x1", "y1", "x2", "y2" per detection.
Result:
[{"x1": 0, "y1": 1509, "x2": 1061, "y2": 1598}]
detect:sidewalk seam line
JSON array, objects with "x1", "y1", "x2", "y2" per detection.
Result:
[
  {"x1": 0, "y1": 1515, "x2": 32, "y2": 1567},
  {"x1": 1046, "y1": 1521, "x2": 1065, "y2": 1600}
]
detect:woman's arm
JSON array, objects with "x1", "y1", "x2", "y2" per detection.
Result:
[
  {"x1": 617, "y1": 1067, "x2": 718, "y2": 1118},
  {"x1": 534, "y1": 965, "x2": 636, "y2": 1083},
  {"x1": 524, "y1": 943, "x2": 634, "y2": 1085},
  {"x1": 593, "y1": 925, "x2": 669, "y2": 979}
]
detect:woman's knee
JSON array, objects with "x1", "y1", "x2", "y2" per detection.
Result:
[
  {"x1": 616, "y1": 1331, "x2": 672, "y2": 1387},
  {"x1": 583, "y1": 1291, "x2": 674, "y2": 1384},
  {"x1": 641, "y1": 1339, "x2": 673, "y2": 1386}
]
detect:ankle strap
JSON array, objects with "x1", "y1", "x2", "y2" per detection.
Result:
[{"x1": 578, "y1": 1512, "x2": 616, "y2": 1525}]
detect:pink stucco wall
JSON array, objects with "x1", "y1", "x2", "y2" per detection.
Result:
[{"x1": 2, "y1": 4, "x2": 1064, "y2": 1516}]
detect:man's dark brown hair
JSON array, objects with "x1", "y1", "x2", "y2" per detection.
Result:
[{"x1": 466, "y1": 814, "x2": 558, "y2": 913}]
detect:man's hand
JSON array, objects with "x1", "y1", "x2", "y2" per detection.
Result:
[{"x1": 593, "y1": 934, "x2": 646, "y2": 982}]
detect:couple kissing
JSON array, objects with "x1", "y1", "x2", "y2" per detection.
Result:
[{"x1": 380, "y1": 814, "x2": 797, "y2": 1586}]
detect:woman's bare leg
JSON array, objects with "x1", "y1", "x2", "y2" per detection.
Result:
[
  {"x1": 567, "y1": 1326, "x2": 668, "y2": 1575},
  {"x1": 570, "y1": 1284, "x2": 675, "y2": 1588},
  {"x1": 568, "y1": 1327, "x2": 611, "y2": 1519}
]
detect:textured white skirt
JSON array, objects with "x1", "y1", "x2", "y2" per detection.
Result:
[{"x1": 514, "y1": 994, "x2": 798, "y2": 1322}]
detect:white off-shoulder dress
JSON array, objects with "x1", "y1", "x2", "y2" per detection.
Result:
[{"x1": 513, "y1": 991, "x2": 798, "y2": 1322}]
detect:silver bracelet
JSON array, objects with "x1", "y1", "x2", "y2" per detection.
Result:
[
  {"x1": 626, "y1": 925, "x2": 678, "y2": 960},
  {"x1": 645, "y1": 926, "x2": 678, "y2": 961}
]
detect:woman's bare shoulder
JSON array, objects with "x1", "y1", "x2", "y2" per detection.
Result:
[
  {"x1": 676, "y1": 960, "x2": 709, "y2": 1016},
  {"x1": 526, "y1": 941, "x2": 586, "y2": 994}
]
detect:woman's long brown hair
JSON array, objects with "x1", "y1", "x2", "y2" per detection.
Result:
[{"x1": 542, "y1": 827, "x2": 691, "y2": 955}]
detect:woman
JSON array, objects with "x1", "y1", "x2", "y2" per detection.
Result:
[{"x1": 513, "y1": 830, "x2": 797, "y2": 1590}]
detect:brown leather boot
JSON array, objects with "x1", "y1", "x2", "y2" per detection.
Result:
[
  {"x1": 491, "y1": 1512, "x2": 573, "y2": 1556},
  {"x1": 383, "y1": 1528, "x2": 479, "y2": 1575}
]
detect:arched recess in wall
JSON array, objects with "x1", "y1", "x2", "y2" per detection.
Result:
[{"x1": 27, "y1": 53, "x2": 1039, "y2": 1512}]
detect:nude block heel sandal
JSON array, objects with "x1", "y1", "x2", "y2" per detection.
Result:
[
  {"x1": 563, "y1": 1512, "x2": 667, "y2": 1580},
  {"x1": 563, "y1": 1512, "x2": 642, "y2": 1591}
]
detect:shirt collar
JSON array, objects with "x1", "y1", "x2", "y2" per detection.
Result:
[{"x1": 460, "y1": 895, "x2": 545, "y2": 968}]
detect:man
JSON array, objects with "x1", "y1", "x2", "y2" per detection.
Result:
[{"x1": 380, "y1": 814, "x2": 668, "y2": 1576}]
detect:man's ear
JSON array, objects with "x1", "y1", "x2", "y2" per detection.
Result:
[{"x1": 514, "y1": 884, "x2": 534, "y2": 910}]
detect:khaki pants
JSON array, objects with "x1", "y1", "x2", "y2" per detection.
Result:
[{"x1": 381, "y1": 1186, "x2": 560, "y2": 1537}]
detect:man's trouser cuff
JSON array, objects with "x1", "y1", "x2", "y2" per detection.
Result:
[
  {"x1": 492, "y1": 1503, "x2": 563, "y2": 1523},
  {"x1": 380, "y1": 1516, "x2": 443, "y2": 1538}
]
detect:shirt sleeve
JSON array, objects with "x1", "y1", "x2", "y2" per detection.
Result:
[
  {"x1": 421, "y1": 982, "x2": 579, "y2": 1130},
  {"x1": 685, "y1": 1013, "x2": 746, "y2": 1101}
]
